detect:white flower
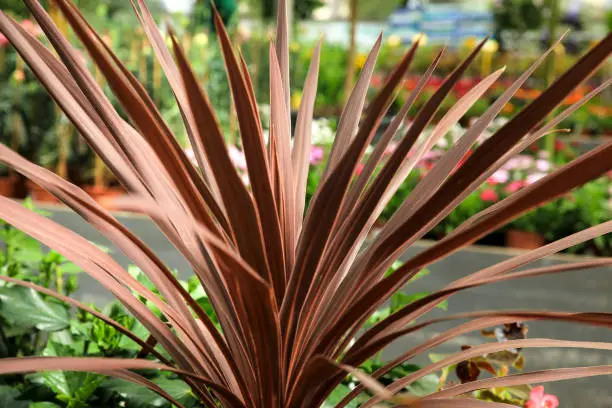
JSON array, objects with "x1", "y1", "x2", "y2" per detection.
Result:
[
  {"x1": 537, "y1": 150, "x2": 550, "y2": 159},
  {"x1": 526, "y1": 173, "x2": 546, "y2": 185},
  {"x1": 311, "y1": 118, "x2": 335, "y2": 146},
  {"x1": 490, "y1": 169, "x2": 510, "y2": 184},
  {"x1": 535, "y1": 159, "x2": 551, "y2": 172}
]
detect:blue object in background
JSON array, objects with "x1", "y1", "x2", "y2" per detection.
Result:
[{"x1": 388, "y1": 2, "x2": 493, "y2": 46}]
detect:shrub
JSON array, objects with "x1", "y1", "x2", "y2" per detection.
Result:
[{"x1": 0, "y1": 0, "x2": 611, "y2": 407}]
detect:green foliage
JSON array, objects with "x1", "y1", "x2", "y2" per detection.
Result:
[
  {"x1": 246, "y1": 0, "x2": 323, "y2": 21},
  {"x1": 0, "y1": 287, "x2": 70, "y2": 332},
  {"x1": 492, "y1": 0, "x2": 543, "y2": 33},
  {"x1": 39, "y1": 343, "x2": 105, "y2": 408}
]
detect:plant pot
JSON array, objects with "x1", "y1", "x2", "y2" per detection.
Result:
[
  {"x1": 0, "y1": 175, "x2": 17, "y2": 197},
  {"x1": 505, "y1": 229, "x2": 545, "y2": 250},
  {"x1": 26, "y1": 180, "x2": 60, "y2": 203},
  {"x1": 83, "y1": 185, "x2": 125, "y2": 208}
]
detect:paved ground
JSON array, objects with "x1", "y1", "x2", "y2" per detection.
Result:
[{"x1": 46, "y1": 208, "x2": 612, "y2": 406}]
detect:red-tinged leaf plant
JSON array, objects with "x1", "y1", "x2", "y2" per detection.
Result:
[{"x1": 0, "y1": 0, "x2": 611, "y2": 407}]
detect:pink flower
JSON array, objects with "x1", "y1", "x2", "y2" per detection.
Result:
[
  {"x1": 488, "y1": 169, "x2": 509, "y2": 184},
  {"x1": 309, "y1": 146, "x2": 325, "y2": 165},
  {"x1": 384, "y1": 141, "x2": 399, "y2": 156},
  {"x1": 421, "y1": 149, "x2": 442, "y2": 161},
  {"x1": 355, "y1": 163, "x2": 365, "y2": 176},
  {"x1": 506, "y1": 180, "x2": 526, "y2": 193},
  {"x1": 228, "y1": 145, "x2": 247, "y2": 170},
  {"x1": 504, "y1": 155, "x2": 534, "y2": 171},
  {"x1": 525, "y1": 386, "x2": 559, "y2": 408},
  {"x1": 0, "y1": 33, "x2": 7, "y2": 47},
  {"x1": 526, "y1": 172, "x2": 546, "y2": 185},
  {"x1": 20, "y1": 20, "x2": 42, "y2": 37},
  {"x1": 480, "y1": 188, "x2": 498, "y2": 202}
]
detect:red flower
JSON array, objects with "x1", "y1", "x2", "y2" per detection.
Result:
[
  {"x1": 525, "y1": 386, "x2": 559, "y2": 408},
  {"x1": 404, "y1": 77, "x2": 418, "y2": 91},
  {"x1": 454, "y1": 78, "x2": 475, "y2": 97},
  {"x1": 0, "y1": 33, "x2": 7, "y2": 47},
  {"x1": 428, "y1": 76, "x2": 443, "y2": 87},
  {"x1": 554, "y1": 139, "x2": 566, "y2": 152},
  {"x1": 506, "y1": 180, "x2": 526, "y2": 193},
  {"x1": 355, "y1": 163, "x2": 365, "y2": 176},
  {"x1": 480, "y1": 188, "x2": 498, "y2": 202},
  {"x1": 370, "y1": 74, "x2": 383, "y2": 88}
]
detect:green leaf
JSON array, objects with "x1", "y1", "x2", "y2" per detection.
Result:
[
  {"x1": 117, "y1": 320, "x2": 150, "y2": 351},
  {"x1": 323, "y1": 384, "x2": 367, "y2": 408},
  {"x1": 29, "y1": 403, "x2": 63, "y2": 408},
  {"x1": 154, "y1": 378, "x2": 198, "y2": 406},
  {"x1": 101, "y1": 378, "x2": 168, "y2": 408},
  {"x1": 409, "y1": 268, "x2": 431, "y2": 282},
  {"x1": 41, "y1": 343, "x2": 105, "y2": 408},
  {"x1": 0, "y1": 385, "x2": 30, "y2": 408},
  {"x1": 58, "y1": 262, "x2": 83, "y2": 274},
  {"x1": 406, "y1": 373, "x2": 439, "y2": 397},
  {"x1": 0, "y1": 287, "x2": 70, "y2": 332},
  {"x1": 428, "y1": 353, "x2": 450, "y2": 363},
  {"x1": 390, "y1": 292, "x2": 447, "y2": 313}
]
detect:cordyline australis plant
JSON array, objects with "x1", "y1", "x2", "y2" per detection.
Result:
[{"x1": 0, "y1": 0, "x2": 612, "y2": 407}]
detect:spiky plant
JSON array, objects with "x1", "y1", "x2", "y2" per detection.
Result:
[{"x1": 0, "y1": 1, "x2": 612, "y2": 407}]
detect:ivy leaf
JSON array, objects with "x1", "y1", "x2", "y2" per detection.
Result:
[
  {"x1": 0, "y1": 287, "x2": 70, "y2": 332},
  {"x1": 41, "y1": 343, "x2": 105, "y2": 408}
]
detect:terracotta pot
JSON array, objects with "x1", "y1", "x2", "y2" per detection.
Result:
[
  {"x1": 26, "y1": 180, "x2": 60, "y2": 203},
  {"x1": 83, "y1": 185, "x2": 125, "y2": 208},
  {"x1": 505, "y1": 229, "x2": 545, "y2": 250},
  {"x1": 0, "y1": 175, "x2": 17, "y2": 197}
]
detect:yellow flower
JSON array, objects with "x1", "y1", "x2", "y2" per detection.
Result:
[
  {"x1": 290, "y1": 41, "x2": 301, "y2": 52},
  {"x1": 463, "y1": 36, "x2": 477, "y2": 49},
  {"x1": 553, "y1": 42, "x2": 565, "y2": 55},
  {"x1": 355, "y1": 53, "x2": 368, "y2": 69},
  {"x1": 193, "y1": 33, "x2": 209, "y2": 47},
  {"x1": 483, "y1": 39, "x2": 499, "y2": 53},
  {"x1": 412, "y1": 33, "x2": 427, "y2": 46},
  {"x1": 13, "y1": 69, "x2": 25, "y2": 83},
  {"x1": 386, "y1": 34, "x2": 402, "y2": 48},
  {"x1": 291, "y1": 91, "x2": 302, "y2": 111}
]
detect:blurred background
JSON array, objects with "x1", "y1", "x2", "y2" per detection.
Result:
[{"x1": 0, "y1": 0, "x2": 611, "y2": 256}]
